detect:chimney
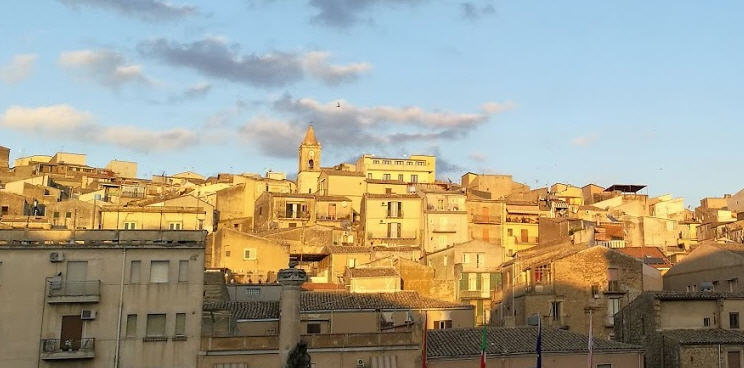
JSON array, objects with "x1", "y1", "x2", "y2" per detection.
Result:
[{"x1": 277, "y1": 263, "x2": 307, "y2": 367}]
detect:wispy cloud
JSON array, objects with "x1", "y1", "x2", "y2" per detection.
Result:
[
  {"x1": 59, "y1": 49, "x2": 152, "y2": 89},
  {"x1": 58, "y1": 0, "x2": 196, "y2": 22},
  {"x1": 571, "y1": 133, "x2": 599, "y2": 147},
  {"x1": 301, "y1": 51, "x2": 371, "y2": 85},
  {"x1": 0, "y1": 104, "x2": 197, "y2": 152},
  {"x1": 138, "y1": 37, "x2": 370, "y2": 88},
  {"x1": 166, "y1": 81, "x2": 211, "y2": 103},
  {"x1": 0, "y1": 54, "x2": 37, "y2": 84},
  {"x1": 308, "y1": 0, "x2": 422, "y2": 28},
  {"x1": 240, "y1": 94, "x2": 514, "y2": 158},
  {"x1": 468, "y1": 151, "x2": 487, "y2": 162},
  {"x1": 460, "y1": 1, "x2": 495, "y2": 21}
]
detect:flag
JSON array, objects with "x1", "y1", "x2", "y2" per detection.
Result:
[
  {"x1": 480, "y1": 325, "x2": 487, "y2": 368},
  {"x1": 587, "y1": 309, "x2": 593, "y2": 368},
  {"x1": 421, "y1": 313, "x2": 428, "y2": 368},
  {"x1": 535, "y1": 314, "x2": 542, "y2": 368}
]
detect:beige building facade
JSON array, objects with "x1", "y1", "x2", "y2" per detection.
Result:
[{"x1": 0, "y1": 229, "x2": 205, "y2": 368}]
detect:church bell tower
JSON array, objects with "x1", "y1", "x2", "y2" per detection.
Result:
[{"x1": 297, "y1": 125, "x2": 322, "y2": 194}]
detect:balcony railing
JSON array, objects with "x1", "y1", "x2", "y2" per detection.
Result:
[
  {"x1": 40, "y1": 338, "x2": 95, "y2": 360},
  {"x1": 460, "y1": 289, "x2": 490, "y2": 299},
  {"x1": 47, "y1": 280, "x2": 101, "y2": 303},
  {"x1": 367, "y1": 232, "x2": 417, "y2": 240},
  {"x1": 605, "y1": 280, "x2": 624, "y2": 294},
  {"x1": 316, "y1": 214, "x2": 352, "y2": 221},
  {"x1": 385, "y1": 211, "x2": 404, "y2": 219},
  {"x1": 596, "y1": 240, "x2": 626, "y2": 249},
  {"x1": 471, "y1": 215, "x2": 501, "y2": 224},
  {"x1": 276, "y1": 211, "x2": 311, "y2": 220},
  {"x1": 432, "y1": 224, "x2": 459, "y2": 233}
]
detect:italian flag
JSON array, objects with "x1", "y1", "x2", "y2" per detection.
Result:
[{"x1": 480, "y1": 325, "x2": 487, "y2": 368}]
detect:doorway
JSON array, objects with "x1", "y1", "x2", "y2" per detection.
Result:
[{"x1": 61, "y1": 315, "x2": 83, "y2": 350}]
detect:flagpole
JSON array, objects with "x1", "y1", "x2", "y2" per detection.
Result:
[
  {"x1": 536, "y1": 313, "x2": 542, "y2": 368},
  {"x1": 480, "y1": 324, "x2": 487, "y2": 368},
  {"x1": 421, "y1": 313, "x2": 427, "y2": 368},
  {"x1": 587, "y1": 308, "x2": 593, "y2": 368}
]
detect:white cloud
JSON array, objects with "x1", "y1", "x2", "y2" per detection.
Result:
[
  {"x1": 571, "y1": 133, "x2": 599, "y2": 147},
  {"x1": 58, "y1": 0, "x2": 196, "y2": 22},
  {"x1": 0, "y1": 54, "x2": 37, "y2": 84},
  {"x1": 468, "y1": 151, "x2": 487, "y2": 162},
  {"x1": 302, "y1": 51, "x2": 371, "y2": 85},
  {"x1": 0, "y1": 104, "x2": 196, "y2": 152},
  {"x1": 59, "y1": 49, "x2": 152, "y2": 88}
]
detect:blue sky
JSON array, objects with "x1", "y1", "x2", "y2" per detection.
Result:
[{"x1": 1, "y1": 1, "x2": 742, "y2": 206}]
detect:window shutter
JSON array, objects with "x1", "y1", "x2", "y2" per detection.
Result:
[
  {"x1": 460, "y1": 273, "x2": 468, "y2": 291},
  {"x1": 397, "y1": 202, "x2": 402, "y2": 217},
  {"x1": 490, "y1": 273, "x2": 501, "y2": 291},
  {"x1": 396, "y1": 223, "x2": 401, "y2": 238},
  {"x1": 387, "y1": 223, "x2": 391, "y2": 238},
  {"x1": 387, "y1": 202, "x2": 392, "y2": 217},
  {"x1": 476, "y1": 273, "x2": 482, "y2": 290}
]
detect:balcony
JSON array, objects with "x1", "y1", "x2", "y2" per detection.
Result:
[
  {"x1": 432, "y1": 224, "x2": 459, "y2": 233},
  {"x1": 276, "y1": 211, "x2": 311, "y2": 220},
  {"x1": 426, "y1": 205, "x2": 466, "y2": 213},
  {"x1": 471, "y1": 215, "x2": 501, "y2": 224},
  {"x1": 460, "y1": 289, "x2": 490, "y2": 299},
  {"x1": 47, "y1": 280, "x2": 101, "y2": 303},
  {"x1": 605, "y1": 280, "x2": 625, "y2": 294},
  {"x1": 316, "y1": 214, "x2": 352, "y2": 222},
  {"x1": 40, "y1": 338, "x2": 95, "y2": 360},
  {"x1": 367, "y1": 232, "x2": 417, "y2": 241}
]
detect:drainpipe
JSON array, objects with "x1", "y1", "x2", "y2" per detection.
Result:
[{"x1": 113, "y1": 244, "x2": 127, "y2": 368}]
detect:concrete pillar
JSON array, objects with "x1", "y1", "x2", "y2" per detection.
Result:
[{"x1": 277, "y1": 266, "x2": 307, "y2": 367}]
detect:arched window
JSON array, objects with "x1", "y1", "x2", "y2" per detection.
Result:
[{"x1": 308, "y1": 159, "x2": 314, "y2": 169}]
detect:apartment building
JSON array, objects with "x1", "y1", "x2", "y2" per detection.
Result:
[
  {"x1": 663, "y1": 242, "x2": 744, "y2": 292},
  {"x1": 361, "y1": 193, "x2": 423, "y2": 249},
  {"x1": 421, "y1": 189, "x2": 468, "y2": 253},
  {"x1": 356, "y1": 154, "x2": 436, "y2": 183},
  {"x1": 465, "y1": 193, "x2": 504, "y2": 246},
  {"x1": 615, "y1": 291, "x2": 744, "y2": 368},
  {"x1": 0, "y1": 229, "x2": 205, "y2": 368}
]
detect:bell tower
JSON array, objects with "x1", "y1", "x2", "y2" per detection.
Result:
[
  {"x1": 298, "y1": 125, "x2": 321, "y2": 173},
  {"x1": 297, "y1": 125, "x2": 322, "y2": 194}
]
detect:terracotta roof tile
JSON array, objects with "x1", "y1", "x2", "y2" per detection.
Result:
[
  {"x1": 427, "y1": 326, "x2": 643, "y2": 359},
  {"x1": 347, "y1": 267, "x2": 399, "y2": 278},
  {"x1": 662, "y1": 329, "x2": 744, "y2": 345}
]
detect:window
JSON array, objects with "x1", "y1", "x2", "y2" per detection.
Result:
[
  {"x1": 178, "y1": 260, "x2": 188, "y2": 282},
  {"x1": 468, "y1": 273, "x2": 478, "y2": 291},
  {"x1": 551, "y1": 301, "x2": 562, "y2": 321},
  {"x1": 149, "y1": 261, "x2": 169, "y2": 283},
  {"x1": 591, "y1": 284, "x2": 600, "y2": 297},
  {"x1": 507, "y1": 228, "x2": 513, "y2": 236},
  {"x1": 243, "y1": 248, "x2": 256, "y2": 260},
  {"x1": 596, "y1": 364, "x2": 612, "y2": 368},
  {"x1": 463, "y1": 253, "x2": 471, "y2": 263},
  {"x1": 126, "y1": 314, "x2": 137, "y2": 337},
  {"x1": 53, "y1": 211, "x2": 59, "y2": 218},
  {"x1": 65, "y1": 212, "x2": 71, "y2": 219},
  {"x1": 387, "y1": 201, "x2": 402, "y2": 218},
  {"x1": 476, "y1": 253, "x2": 484, "y2": 268},
  {"x1": 383, "y1": 160, "x2": 391, "y2": 165},
  {"x1": 704, "y1": 317, "x2": 711, "y2": 327},
  {"x1": 534, "y1": 265, "x2": 551, "y2": 284},
  {"x1": 443, "y1": 256, "x2": 448, "y2": 266},
  {"x1": 395, "y1": 160, "x2": 404, "y2": 165},
  {"x1": 714, "y1": 280, "x2": 720, "y2": 290},
  {"x1": 123, "y1": 222, "x2": 136, "y2": 230},
  {"x1": 416, "y1": 161, "x2": 425, "y2": 166},
  {"x1": 410, "y1": 174, "x2": 418, "y2": 183},
  {"x1": 383, "y1": 173, "x2": 391, "y2": 180},
  {"x1": 130, "y1": 260, "x2": 141, "y2": 283},
  {"x1": 175, "y1": 313, "x2": 186, "y2": 336},
  {"x1": 168, "y1": 222, "x2": 182, "y2": 230},
  {"x1": 307, "y1": 323, "x2": 321, "y2": 334},
  {"x1": 225, "y1": 250, "x2": 231, "y2": 257},
  {"x1": 146, "y1": 314, "x2": 166, "y2": 337},
  {"x1": 198, "y1": 219, "x2": 204, "y2": 230},
  {"x1": 730, "y1": 278, "x2": 739, "y2": 292},
  {"x1": 731, "y1": 313, "x2": 740, "y2": 329},
  {"x1": 367, "y1": 173, "x2": 372, "y2": 179},
  {"x1": 348, "y1": 258, "x2": 357, "y2": 268},
  {"x1": 607, "y1": 298, "x2": 620, "y2": 326},
  {"x1": 398, "y1": 174, "x2": 404, "y2": 181},
  {"x1": 373, "y1": 160, "x2": 380, "y2": 164},
  {"x1": 407, "y1": 161, "x2": 413, "y2": 166},
  {"x1": 245, "y1": 288, "x2": 260, "y2": 296},
  {"x1": 435, "y1": 320, "x2": 452, "y2": 329}
]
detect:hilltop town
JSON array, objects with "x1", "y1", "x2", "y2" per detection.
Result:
[{"x1": 1, "y1": 127, "x2": 743, "y2": 368}]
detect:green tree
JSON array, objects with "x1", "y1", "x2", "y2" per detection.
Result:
[{"x1": 285, "y1": 340, "x2": 311, "y2": 368}]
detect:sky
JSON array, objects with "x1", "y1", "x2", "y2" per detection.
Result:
[{"x1": 1, "y1": 1, "x2": 743, "y2": 206}]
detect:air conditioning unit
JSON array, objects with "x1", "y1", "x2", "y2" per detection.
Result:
[
  {"x1": 49, "y1": 276, "x2": 63, "y2": 290},
  {"x1": 356, "y1": 358, "x2": 366, "y2": 368},
  {"x1": 80, "y1": 310, "x2": 97, "y2": 320},
  {"x1": 49, "y1": 252, "x2": 65, "y2": 262}
]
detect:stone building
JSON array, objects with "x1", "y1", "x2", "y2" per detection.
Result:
[
  {"x1": 465, "y1": 192, "x2": 504, "y2": 246},
  {"x1": 421, "y1": 188, "x2": 468, "y2": 253},
  {"x1": 663, "y1": 242, "x2": 744, "y2": 292},
  {"x1": 0, "y1": 229, "x2": 205, "y2": 368},
  {"x1": 355, "y1": 154, "x2": 436, "y2": 184},
  {"x1": 427, "y1": 326, "x2": 644, "y2": 368},
  {"x1": 615, "y1": 291, "x2": 744, "y2": 368},
  {"x1": 206, "y1": 228, "x2": 290, "y2": 283},
  {"x1": 361, "y1": 193, "x2": 423, "y2": 249},
  {"x1": 493, "y1": 243, "x2": 661, "y2": 339}
]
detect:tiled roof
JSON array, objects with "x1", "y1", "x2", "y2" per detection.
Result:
[
  {"x1": 315, "y1": 195, "x2": 352, "y2": 202},
  {"x1": 347, "y1": 267, "x2": 399, "y2": 278},
  {"x1": 365, "y1": 193, "x2": 420, "y2": 199},
  {"x1": 205, "y1": 300, "x2": 280, "y2": 320},
  {"x1": 662, "y1": 329, "x2": 744, "y2": 345},
  {"x1": 427, "y1": 326, "x2": 643, "y2": 359},
  {"x1": 205, "y1": 291, "x2": 472, "y2": 319},
  {"x1": 648, "y1": 291, "x2": 744, "y2": 300},
  {"x1": 324, "y1": 246, "x2": 371, "y2": 254},
  {"x1": 301, "y1": 282, "x2": 346, "y2": 291},
  {"x1": 616, "y1": 247, "x2": 671, "y2": 268}
]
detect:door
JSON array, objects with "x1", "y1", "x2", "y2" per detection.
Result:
[
  {"x1": 328, "y1": 203, "x2": 336, "y2": 220},
  {"x1": 729, "y1": 351, "x2": 741, "y2": 368},
  {"x1": 61, "y1": 315, "x2": 83, "y2": 350},
  {"x1": 482, "y1": 228, "x2": 489, "y2": 241},
  {"x1": 520, "y1": 229, "x2": 529, "y2": 243},
  {"x1": 66, "y1": 261, "x2": 87, "y2": 295}
]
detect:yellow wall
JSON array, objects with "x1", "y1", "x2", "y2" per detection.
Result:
[
  {"x1": 207, "y1": 229, "x2": 289, "y2": 282},
  {"x1": 100, "y1": 207, "x2": 207, "y2": 231},
  {"x1": 318, "y1": 172, "x2": 366, "y2": 213},
  {"x1": 357, "y1": 155, "x2": 436, "y2": 183},
  {"x1": 362, "y1": 195, "x2": 423, "y2": 247}
]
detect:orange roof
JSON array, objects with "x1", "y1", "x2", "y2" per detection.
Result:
[{"x1": 616, "y1": 247, "x2": 671, "y2": 269}]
